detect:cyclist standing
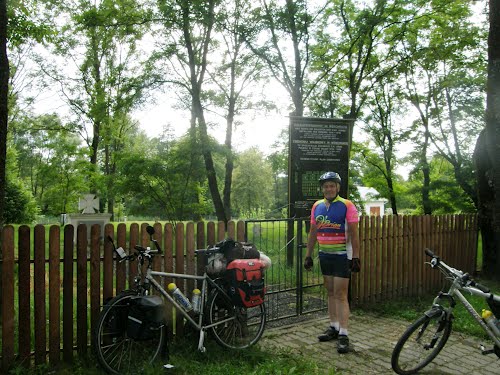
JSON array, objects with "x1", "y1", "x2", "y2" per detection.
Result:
[{"x1": 304, "y1": 172, "x2": 360, "y2": 353}]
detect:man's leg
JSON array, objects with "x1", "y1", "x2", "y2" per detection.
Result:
[
  {"x1": 333, "y1": 277, "x2": 350, "y2": 329},
  {"x1": 324, "y1": 275, "x2": 336, "y2": 323},
  {"x1": 334, "y1": 276, "x2": 350, "y2": 353},
  {"x1": 318, "y1": 275, "x2": 339, "y2": 341}
]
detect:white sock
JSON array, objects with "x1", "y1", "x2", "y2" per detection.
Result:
[
  {"x1": 330, "y1": 322, "x2": 340, "y2": 331},
  {"x1": 339, "y1": 328, "x2": 348, "y2": 336}
]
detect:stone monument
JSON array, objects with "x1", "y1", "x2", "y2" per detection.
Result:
[{"x1": 67, "y1": 194, "x2": 112, "y2": 241}]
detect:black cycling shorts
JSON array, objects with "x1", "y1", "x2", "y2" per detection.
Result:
[{"x1": 319, "y1": 252, "x2": 350, "y2": 278}]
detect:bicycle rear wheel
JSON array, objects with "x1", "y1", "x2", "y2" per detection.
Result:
[
  {"x1": 206, "y1": 288, "x2": 266, "y2": 349},
  {"x1": 391, "y1": 311, "x2": 452, "y2": 375},
  {"x1": 93, "y1": 290, "x2": 167, "y2": 374}
]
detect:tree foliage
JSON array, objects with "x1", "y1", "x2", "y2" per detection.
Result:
[
  {"x1": 231, "y1": 147, "x2": 273, "y2": 218},
  {"x1": 0, "y1": 0, "x2": 492, "y2": 229}
]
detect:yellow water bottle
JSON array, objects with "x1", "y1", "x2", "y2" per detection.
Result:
[
  {"x1": 168, "y1": 283, "x2": 193, "y2": 312},
  {"x1": 482, "y1": 309, "x2": 500, "y2": 336},
  {"x1": 192, "y1": 288, "x2": 201, "y2": 314}
]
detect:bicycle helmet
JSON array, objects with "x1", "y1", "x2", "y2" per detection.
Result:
[{"x1": 319, "y1": 172, "x2": 341, "y2": 185}]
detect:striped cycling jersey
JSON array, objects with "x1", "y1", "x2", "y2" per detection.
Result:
[{"x1": 310, "y1": 196, "x2": 359, "y2": 256}]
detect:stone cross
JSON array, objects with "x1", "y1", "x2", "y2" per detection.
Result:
[{"x1": 78, "y1": 194, "x2": 100, "y2": 214}]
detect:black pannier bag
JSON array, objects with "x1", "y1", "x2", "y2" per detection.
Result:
[
  {"x1": 127, "y1": 295, "x2": 165, "y2": 340},
  {"x1": 225, "y1": 259, "x2": 265, "y2": 308},
  {"x1": 216, "y1": 238, "x2": 260, "y2": 264}
]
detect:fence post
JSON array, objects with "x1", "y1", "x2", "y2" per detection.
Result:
[
  {"x1": 34, "y1": 225, "x2": 47, "y2": 366},
  {"x1": 207, "y1": 221, "x2": 215, "y2": 246},
  {"x1": 18, "y1": 225, "x2": 31, "y2": 367},
  {"x1": 63, "y1": 225, "x2": 74, "y2": 363},
  {"x1": 103, "y1": 224, "x2": 114, "y2": 301},
  {"x1": 1, "y1": 225, "x2": 14, "y2": 371},
  {"x1": 90, "y1": 224, "x2": 101, "y2": 343},
  {"x1": 186, "y1": 222, "x2": 195, "y2": 295},
  {"x1": 49, "y1": 225, "x2": 61, "y2": 366},
  {"x1": 175, "y1": 223, "x2": 185, "y2": 335},
  {"x1": 116, "y1": 223, "x2": 127, "y2": 293},
  {"x1": 76, "y1": 224, "x2": 88, "y2": 357},
  {"x1": 163, "y1": 223, "x2": 174, "y2": 339}
]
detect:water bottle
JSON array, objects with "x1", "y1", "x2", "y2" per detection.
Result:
[
  {"x1": 481, "y1": 309, "x2": 500, "y2": 336},
  {"x1": 168, "y1": 283, "x2": 193, "y2": 312},
  {"x1": 192, "y1": 288, "x2": 201, "y2": 314}
]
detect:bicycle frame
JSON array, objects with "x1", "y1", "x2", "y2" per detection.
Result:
[
  {"x1": 141, "y1": 268, "x2": 233, "y2": 352},
  {"x1": 429, "y1": 256, "x2": 500, "y2": 350}
]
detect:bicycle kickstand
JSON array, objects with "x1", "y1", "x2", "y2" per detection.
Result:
[{"x1": 198, "y1": 329, "x2": 207, "y2": 353}]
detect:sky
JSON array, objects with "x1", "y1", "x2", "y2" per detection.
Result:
[{"x1": 131, "y1": 90, "x2": 290, "y2": 156}]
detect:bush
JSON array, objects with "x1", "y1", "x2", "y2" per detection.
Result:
[{"x1": 4, "y1": 180, "x2": 39, "y2": 224}]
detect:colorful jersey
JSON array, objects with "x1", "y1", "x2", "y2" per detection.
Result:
[{"x1": 310, "y1": 196, "x2": 359, "y2": 257}]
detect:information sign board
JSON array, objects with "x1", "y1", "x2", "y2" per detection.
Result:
[{"x1": 288, "y1": 116, "x2": 353, "y2": 218}]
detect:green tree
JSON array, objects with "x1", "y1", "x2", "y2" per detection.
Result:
[
  {"x1": 117, "y1": 132, "x2": 212, "y2": 221},
  {"x1": 397, "y1": 0, "x2": 484, "y2": 213},
  {"x1": 10, "y1": 113, "x2": 88, "y2": 216},
  {"x1": 39, "y1": 0, "x2": 153, "y2": 201},
  {"x1": 362, "y1": 77, "x2": 413, "y2": 215},
  {"x1": 4, "y1": 179, "x2": 38, "y2": 223},
  {"x1": 0, "y1": 0, "x2": 54, "y2": 320},
  {"x1": 244, "y1": 0, "x2": 321, "y2": 116},
  {"x1": 405, "y1": 155, "x2": 475, "y2": 215},
  {"x1": 155, "y1": 0, "x2": 232, "y2": 223},
  {"x1": 310, "y1": 0, "x2": 408, "y2": 131},
  {"x1": 267, "y1": 128, "x2": 288, "y2": 217},
  {"x1": 231, "y1": 148, "x2": 273, "y2": 218}
]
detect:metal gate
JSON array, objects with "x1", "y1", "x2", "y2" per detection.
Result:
[{"x1": 244, "y1": 218, "x2": 327, "y2": 324}]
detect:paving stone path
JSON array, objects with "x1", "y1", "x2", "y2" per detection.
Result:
[{"x1": 258, "y1": 312, "x2": 500, "y2": 374}]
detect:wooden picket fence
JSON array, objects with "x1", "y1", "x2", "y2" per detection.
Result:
[
  {"x1": 350, "y1": 214, "x2": 479, "y2": 305},
  {"x1": 0, "y1": 214, "x2": 478, "y2": 371}
]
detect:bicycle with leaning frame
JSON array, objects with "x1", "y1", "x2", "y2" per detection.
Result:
[
  {"x1": 391, "y1": 248, "x2": 500, "y2": 375},
  {"x1": 92, "y1": 225, "x2": 267, "y2": 374}
]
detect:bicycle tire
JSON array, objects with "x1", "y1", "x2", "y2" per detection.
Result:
[
  {"x1": 206, "y1": 287, "x2": 266, "y2": 349},
  {"x1": 93, "y1": 290, "x2": 167, "y2": 374},
  {"x1": 391, "y1": 311, "x2": 452, "y2": 375}
]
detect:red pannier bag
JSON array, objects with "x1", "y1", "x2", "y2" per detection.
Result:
[{"x1": 225, "y1": 259, "x2": 266, "y2": 308}]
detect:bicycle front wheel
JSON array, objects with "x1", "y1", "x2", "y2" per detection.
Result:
[
  {"x1": 93, "y1": 290, "x2": 167, "y2": 375},
  {"x1": 206, "y1": 288, "x2": 266, "y2": 349},
  {"x1": 391, "y1": 311, "x2": 452, "y2": 375}
]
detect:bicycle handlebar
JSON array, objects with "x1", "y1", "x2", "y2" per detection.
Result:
[{"x1": 424, "y1": 248, "x2": 491, "y2": 293}]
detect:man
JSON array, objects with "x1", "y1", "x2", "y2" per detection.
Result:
[{"x1": 304, "y1": 171, "x2": 360, "y2": 354}]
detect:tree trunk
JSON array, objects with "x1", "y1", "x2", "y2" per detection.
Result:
[
  {"x1": 474, "y1": 0, "x2": 500, "y2": 279},
  {"x1": 0, "y1": 0, "x2": 8, "y2": 318},
  {"x1": 386, "y1": 178, "x2": 398, "y2": 215},
  {"x1": 223, "y1": 114, "x2": 234, "y2": 222},
  {"x1": 194, "y1": 98, "x2": 227, "y2": 223},
  {"x1": 421, "y1": 124, "x2": 432, "y2": 215}
]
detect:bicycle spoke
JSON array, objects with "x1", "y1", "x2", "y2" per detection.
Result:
[
  {"x1": 94, "y1": 292, "x2": 165, "y2": 375},
  {"x1": 392, "y1": 313, "x2": 451, "y2": 375},
  {"x1": 208, "y1": 288, "x2": 266, "y2": 349}
]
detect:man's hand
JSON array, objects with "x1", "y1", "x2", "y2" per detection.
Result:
[
  {"x1": 350, "y1": 257, "x2": 361, "y2": 273},
  {"x1": 304, "y1": 256, "x2": 313, "y2": 271}
]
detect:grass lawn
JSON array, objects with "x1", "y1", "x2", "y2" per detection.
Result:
[{"x1": 7, "y1": 337, "x2": 323, "y2": 375}]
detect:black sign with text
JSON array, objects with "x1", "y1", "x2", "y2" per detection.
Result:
[{"x1": 288, "y1": 116, "x2": 353, "y2": 218}]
